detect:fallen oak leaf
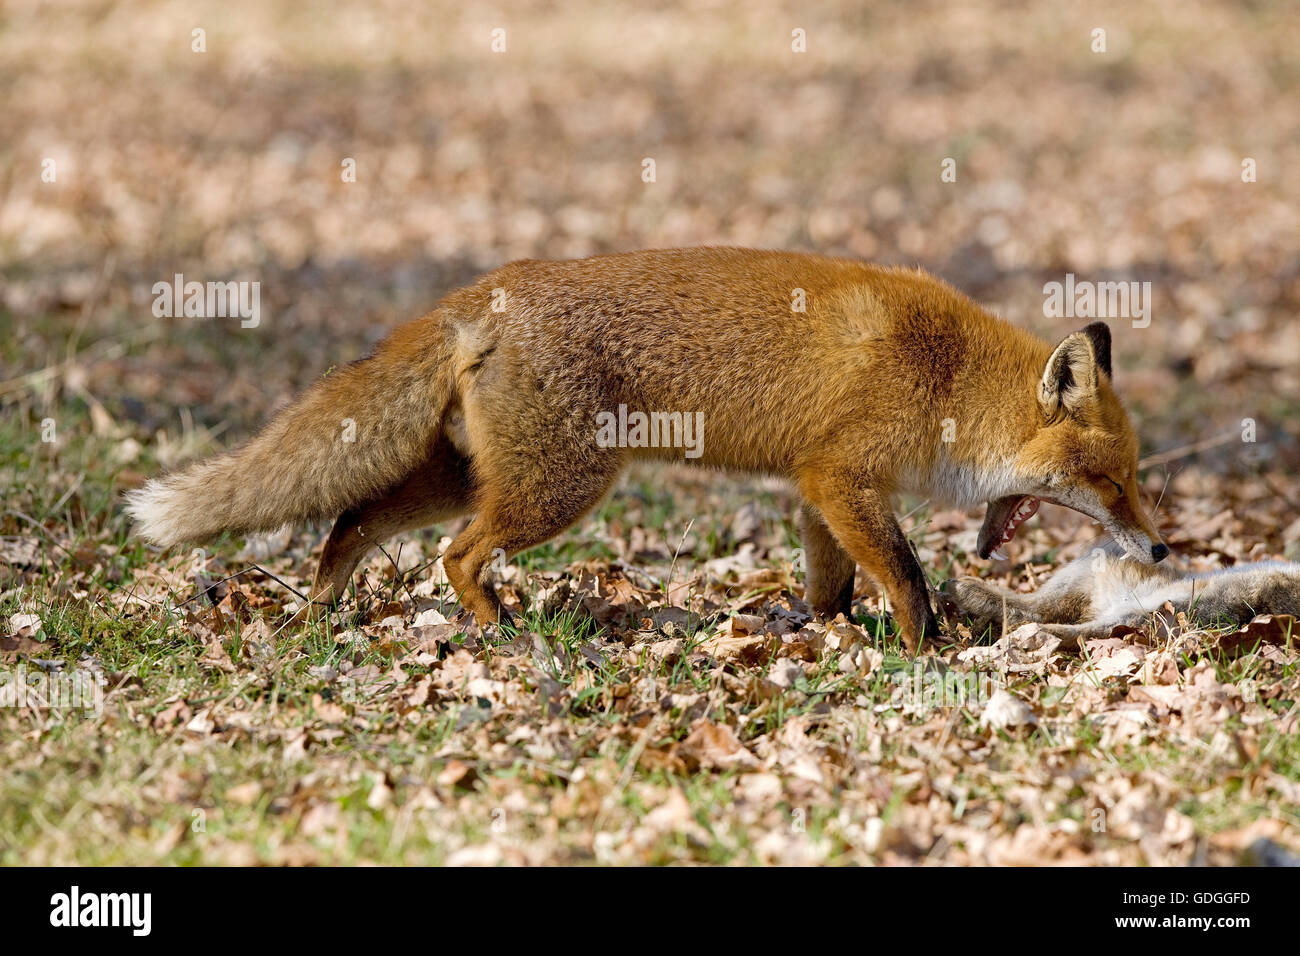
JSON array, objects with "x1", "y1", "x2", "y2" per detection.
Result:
[
  {"x1": 8, "y1": 612, "x2": 41, "y2": 633},
  {"x1": 153, "y1": 698, "x2": 192, "y2": 730},
  {"x1": 680, "y1": 718, "x2": 760, "y2": 771},
  {"x1": 727, "y1": 612, "x2": 766, "y2": 634},
  {"x1": 310, "y1": 692, "x2": 347, "y2": 724},
  {"x1": 1087, "y1": 646, "x2": 1145, "y2": 682},
  {"x1": 437, "y1": 758, "x2": 478, "y2": 789},
  {"x1": 186, "y1": 615, "x2": 236, "y2": 673},
  {"x1": 979, "y1": 688, "x2": 1038, "y2": 731},
  {"x1": 185, "y1": 708, "x2": 216, "y2": 735},
  {"x1": 700, "y1": 618, "x2": 774, "y2": 665}
]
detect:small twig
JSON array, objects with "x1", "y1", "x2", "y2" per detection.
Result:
[
  {"x1": 173, "y1": 564, "x2": 309, "y2": 609},
  {"x1": 662, "y1": 517, "x2": 697, "y2": 611},
  {"x1": 48, "y1": 475, "x2": 85, "y2": 518},
  {"x1": 1138, "y1": 430, "x2": 1242, "y2": 469},
  {"x1": 376, "y1": 541, "x2": 420, "y2": 606}
]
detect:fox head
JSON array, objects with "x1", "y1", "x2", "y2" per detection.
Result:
[{"x1": 977, "y1": 321, "x2": 1168, "y2": 564}]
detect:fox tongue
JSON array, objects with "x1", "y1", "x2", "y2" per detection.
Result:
[{"x1": 976, "y1": 495, "x2": 1039, "y2": 559}]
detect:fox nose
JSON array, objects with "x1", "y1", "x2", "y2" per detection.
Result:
[{"x1": 1151, "y1": 543, "x2": 1169, "y2": 562}]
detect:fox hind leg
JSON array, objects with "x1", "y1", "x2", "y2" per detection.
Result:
[
  {"x1": 441, "y1": 456, "x2": 622, "y2": 628},
  {"x1": 308, "y1": 439, "x2": 475, "y2": 609}
]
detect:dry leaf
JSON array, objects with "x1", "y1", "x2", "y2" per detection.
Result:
[
  {"x1": 681, "y1": 718, "x2": 760, "y2": 771},
  {"x1": 979, "y1": 689, "x2": 1038, "y2": 731}
]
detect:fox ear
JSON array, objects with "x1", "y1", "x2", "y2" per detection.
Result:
[
  {"x1": 1080, "y1": 321, "x2": 1112, "y2": 378},
  {"x1": 1039, "y1": 327, "x2": 1103, "y2": 421}
]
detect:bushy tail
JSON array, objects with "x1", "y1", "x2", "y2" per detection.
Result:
[{"x1": 125, "y1": 316, "x2": 454, "y2": 548}]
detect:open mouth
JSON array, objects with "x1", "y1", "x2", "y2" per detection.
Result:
[{"x1": 976, "y1": 495, "x2": 1040, "y2": 560}]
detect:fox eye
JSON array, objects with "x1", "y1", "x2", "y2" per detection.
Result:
[{"x1": 1107, "y1": 478, "x2": 1123, "y2": 496}]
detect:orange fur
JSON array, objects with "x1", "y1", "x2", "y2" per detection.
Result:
[{"x1": 127, "y1": 247, "x2": 1165, "y2": 653}]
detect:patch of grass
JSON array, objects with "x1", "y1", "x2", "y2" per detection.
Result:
[{"x1": 2, "y1": 386, "x2": 1298, "y2": 865}]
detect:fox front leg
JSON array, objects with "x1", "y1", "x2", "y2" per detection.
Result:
[
  {"x1": 800, "y1": 472, "x2": 942, "y2": 655},
  {"x1": 799, "y1": 502, "x2": 857, "y2": 619}
]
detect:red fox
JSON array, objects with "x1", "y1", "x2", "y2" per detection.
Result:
[
  {"x1": 941, "y1": 539, "x2": 1300, "y2": 648},
  {"x1": 126, "y1": 247, "x2": 1167, "y2": 653}
]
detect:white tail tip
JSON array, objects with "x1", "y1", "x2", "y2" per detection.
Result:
[{"x1": 123, "y1": 480, "x2": 191, "y2": 548}]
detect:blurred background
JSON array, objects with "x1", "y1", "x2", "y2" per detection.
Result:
[{"x1": 3, "y1": 0, "x2": 1299, "y2": 562}]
